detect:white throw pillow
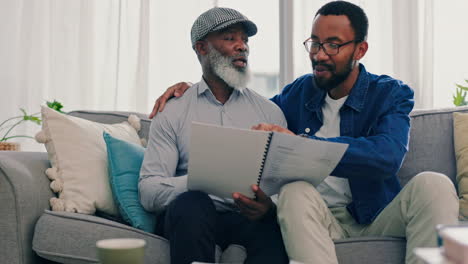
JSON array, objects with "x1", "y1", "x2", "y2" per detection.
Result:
[{"x1": 36, "y1": 106, "x2": 142, "y2": 216}]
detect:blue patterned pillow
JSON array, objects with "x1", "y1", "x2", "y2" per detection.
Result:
[{"x1": 103, "y1": 132, "x2": 156, "y2": 233}]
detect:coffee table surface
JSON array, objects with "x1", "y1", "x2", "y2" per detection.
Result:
[{"x1": 414, "y1": 247, "x2": 454, "y2": 264}]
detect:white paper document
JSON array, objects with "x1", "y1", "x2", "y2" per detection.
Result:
[
  {"x1": 188, "y1": 122, "x2": 348, "y2": 198},
  {"x1": 260, "y1": 131, "x2": 348, "y2": 196}
]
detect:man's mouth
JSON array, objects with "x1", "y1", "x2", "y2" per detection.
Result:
[
  {"x1": 232, "y1": 57, "x2": 247, "y2": 68},
  {"x1": 313, "y1": 64, "x2": 333, "y2": 77}
]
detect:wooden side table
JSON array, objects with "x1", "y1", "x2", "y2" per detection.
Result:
[{"x1": 0, "y1": 142, "x2": 20, "y2": 151}]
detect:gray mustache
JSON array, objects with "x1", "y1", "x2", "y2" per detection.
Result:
[{"x1": 232, "y1": 51, "x2": 249, "y2": 59}]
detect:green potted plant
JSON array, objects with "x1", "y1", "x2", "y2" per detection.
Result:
[
  {"x1": 453, "y1": 80, "x2": 468, "y2": 107},
  {"x1": 0, "y1": 100, "x2": 64, "y2": 151}
]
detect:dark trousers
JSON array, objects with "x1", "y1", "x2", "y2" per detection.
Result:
[{"x1": 155, "y1": 191, "x2": 288, "y2": 264}]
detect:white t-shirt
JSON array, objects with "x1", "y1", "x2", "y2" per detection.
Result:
[{"x1": 314, "y1": 93, "x2": 352, "y2": 208}]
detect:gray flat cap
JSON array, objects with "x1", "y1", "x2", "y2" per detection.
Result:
[{"x1": 191, "y1": 7, "x2": 257, "y2": 47}]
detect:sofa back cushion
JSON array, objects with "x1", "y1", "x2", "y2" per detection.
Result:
[
  {"x1": 69, "y1": 107, "x2": 468, "y2": 189},
  {"x1": 398, "y1": 106, "x2": 468, "y2": 187}
]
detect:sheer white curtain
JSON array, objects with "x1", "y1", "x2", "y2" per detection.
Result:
[
  {"x1": 392, "y1": 0, "x2": 434, "y2": 109},
  {"x1": 0, "y1": 0, "x2": 280, "y2": 151},
  {"x1": 3, "y1": 0, "x2": 459, "y2": 151},
  {"x1": 0, "y1": 0, "x2": 149, "y2": 151}
]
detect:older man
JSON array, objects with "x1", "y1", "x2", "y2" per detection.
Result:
[{"x1": 139, "y1": 7, "x2": 288, "y2": 264}]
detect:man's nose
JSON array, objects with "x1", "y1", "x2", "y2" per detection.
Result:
[
  {"x1": 235, "y1": 39, "x2": 248, "y2": 52},
  {"x1": 311, "y1": 47, "x2": 329, "y2": 61}
]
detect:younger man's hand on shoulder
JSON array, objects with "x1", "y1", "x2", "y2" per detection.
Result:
[{"x1": 149, "y1": 81, "x2": 193, "y2": 119}]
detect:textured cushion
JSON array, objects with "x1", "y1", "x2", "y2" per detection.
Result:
[
  {"x1": 454, "y1": 112, "x2": 468, "y2": 220},
  {"x1": 35, "y1": 106, "x2": 142, "y2": 216},
  {"x1": 103, "y1": 132, "x2": 156, "y2": 233},
  {"x1": 68, "y1": 110, "x2": 152, "y2": 144}
]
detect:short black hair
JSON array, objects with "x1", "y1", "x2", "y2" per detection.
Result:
[{"x1": 315, "y1": 1, "x2": 368, "y2": 42}]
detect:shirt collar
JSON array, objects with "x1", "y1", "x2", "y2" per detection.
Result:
[
  {"x1": 197, "y1": 78, "x2": 211, "y2": 96},
  {"x1": 197, "y1": 77, "x2": 245, "y2": 97},
  {"x1": 344, "y1": 64, "x2": 370, "y2": 112},
  {"x1": 305, "y1": 63, "x2": 369, "y2": 113}
]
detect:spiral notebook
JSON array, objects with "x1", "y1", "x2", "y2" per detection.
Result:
[{"x1": 187, "y1": 122, "x2": 348, "y2": 199}]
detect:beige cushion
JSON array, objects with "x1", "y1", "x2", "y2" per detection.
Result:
[
  {"x1": 453, "y1": 112, "x2": 468, "y2": 220},
  {"x1": 36, "y1": 106, "x2": 142, "y2": 216}
]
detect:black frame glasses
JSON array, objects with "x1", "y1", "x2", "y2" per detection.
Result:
[{"x1": 303, "y1": 38, "x2": 356, "y2": 56}]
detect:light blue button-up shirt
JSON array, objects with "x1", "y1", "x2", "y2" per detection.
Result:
[{"x1": 139, "y1": 79, "x2": 287, "y2": 213}]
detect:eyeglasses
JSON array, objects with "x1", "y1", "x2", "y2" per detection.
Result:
[{"x1": 303, "y1": 38, "x2": 356, "y2": 56}]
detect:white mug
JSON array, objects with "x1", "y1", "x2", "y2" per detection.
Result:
[{"x1": 96, "y1": 238, "x2": 146, "y2": 264}]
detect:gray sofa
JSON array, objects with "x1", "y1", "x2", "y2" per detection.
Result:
[{"x1": 1, "y1": 106, "x2": 466, "y2": 264}]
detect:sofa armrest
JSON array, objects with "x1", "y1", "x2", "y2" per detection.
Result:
[{"x1": 0, "y1": 151, "x2": 54, "y2": 264}]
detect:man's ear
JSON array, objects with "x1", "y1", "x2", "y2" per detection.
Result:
[
  {"x1": 195, "y1": 41, "x2": 209, "y2": 56},
  {"x1": 354, "y1": 41, "x2": 368, "y2": 61}
]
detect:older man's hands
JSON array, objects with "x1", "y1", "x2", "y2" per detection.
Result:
[{"x1": 232, "y1": 184, "x2": 275, "y2": 221}]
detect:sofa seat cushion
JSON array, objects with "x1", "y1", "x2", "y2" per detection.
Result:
[
  {"x1": 334, "y1": 236, "x2": 406, "y2": 264},
  {"x1": 33, "y1": 211, "x2": 405, "y2": 264},
  {"x1": 33, "y1": 210, "x2": 246, "y2": 264}
]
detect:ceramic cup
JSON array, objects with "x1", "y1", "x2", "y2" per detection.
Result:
[{"x1": 96, "y1": 238, "x2": 146, "y2": 264}]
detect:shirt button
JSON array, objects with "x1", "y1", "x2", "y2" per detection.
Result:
[{"x1": 305, "y1": 128, "x2": 310, "y2": 133}]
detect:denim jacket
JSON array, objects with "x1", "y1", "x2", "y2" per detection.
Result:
[{"x1": 271, "y1": 64, "x2": 415, "y2": 224}]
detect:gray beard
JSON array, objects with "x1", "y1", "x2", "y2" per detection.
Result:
[{"x1": 207, "y1": 45, "x2": 251, "y2": 90}]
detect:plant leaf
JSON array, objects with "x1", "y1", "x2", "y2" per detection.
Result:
[
  {"x1": 456, "y1": 84, "x2": 468, "y2": 91},
  {"x1": 453, "y1": 86, "x2": 467, "y2": 106},
  {"x1": 18, "y1": 108, "x2": 42, "y2": 125},
  {"x1": 46, "y1": 100, "x2": 64, "y2": 113},
  {"x1": 24, "y1": 115, "x2": 41, "y2": 125}
]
